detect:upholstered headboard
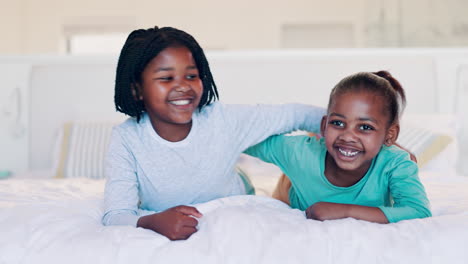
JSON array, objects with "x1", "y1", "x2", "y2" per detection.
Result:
[{"x1": 2, "y1": 49, "x2": 466, "y2": 174}]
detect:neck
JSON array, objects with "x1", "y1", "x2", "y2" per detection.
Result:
[
  {"x1": 150, "y1": 120, "x2": 193, "y2": 142},
  {"x1": 324, "y1": 152, "x2": 371, "y2": 187}
]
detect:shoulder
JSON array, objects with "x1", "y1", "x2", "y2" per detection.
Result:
[
  {"x1": 112, "y1": 115, "x2": 145, "y2": 138},
  {"x1": 379, "y1": 145, "x2": 412, "y2": 161},
  {"x1": 195, "y1": 101, "x2": 226, "y2": 120},
  {"x1": 376, "y1": 145, "x2": 418, "y2": 173}
]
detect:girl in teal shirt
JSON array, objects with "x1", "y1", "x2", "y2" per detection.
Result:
[{"x1": 245, "y1": 71, "x2": 431, "y2": 223}]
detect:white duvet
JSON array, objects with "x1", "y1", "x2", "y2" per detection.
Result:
[{"x1": 1, "y1": 173, "x2": 468, "y2": 264}]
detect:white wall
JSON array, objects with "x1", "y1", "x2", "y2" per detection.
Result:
[
  {"x1": 0, "y1": 0, "x2": 23, "y2": 53},
  {"x1": 2, "y1": 0, "x2": 468, "y2": 55},
  {"x1": 0, "y1": 0, "x2": 363, "y2": 53},
  {"x1": 1, "y1": 49, "x2": 464, "y2": 172}
]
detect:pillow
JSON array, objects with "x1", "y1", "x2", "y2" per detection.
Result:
[
  {"x1": 397, "y1": 125, "x2": 453, "y2": 168},
  {"x1": 54, "y1": 121, "x2": 117, "y2": 179},
  {"x1": 399, "y1": 114, "x2": 458, "y2": 172}
]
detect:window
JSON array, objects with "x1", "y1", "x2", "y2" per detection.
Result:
[{"x1": 67, "y1": 32, "x2": 128, "y2": 54}]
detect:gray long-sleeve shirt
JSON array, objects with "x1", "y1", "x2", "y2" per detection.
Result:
[{"x1": 102, "y1": 102, "x2": 325, "y2": 227}]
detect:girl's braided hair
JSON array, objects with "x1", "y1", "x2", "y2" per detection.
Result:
[{"x1": 114, "y1": 26, "x2": 219, "y2": 122}]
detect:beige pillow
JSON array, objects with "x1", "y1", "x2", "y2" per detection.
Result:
[
  {"x1": 55, "y1": 121, "x2": 117, "y2": 179},
  {"x1": 397, "y1": 125, "x2": 454, "y2": 168}
]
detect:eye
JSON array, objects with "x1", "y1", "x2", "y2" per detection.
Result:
[
  {"x1": 186, "y1": 74, "x2": 199, "y2": 80},
  {"x1": 359, "y1": 124, "x2": 375, "y2": 131},
  {"x1": 329, "y1": 120, "x2": 344, "y2": 128},
  {"x1": 156, "y1": 76, "x2": 173, "y2": 81}
]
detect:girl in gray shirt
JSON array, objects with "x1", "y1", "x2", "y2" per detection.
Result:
[{"x1": 102, "y1": 26, "x2": 324, "y2": 240}]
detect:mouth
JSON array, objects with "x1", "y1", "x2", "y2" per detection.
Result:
[
  {"x1": 169, "y1": 99, "x2": 192, "y2": 106},
  {"x1": 334, "y1": 145, "x2": 363, "y2": 161},
  {"x1": 338, "y1": 147, "x2": 360, "y2": 157}
]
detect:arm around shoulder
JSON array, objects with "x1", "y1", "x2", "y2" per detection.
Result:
[{"x1": 225, "y1": 103, "x2": 325, "y2": 151}]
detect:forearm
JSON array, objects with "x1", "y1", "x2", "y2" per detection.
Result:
[
  {"x1": 286, "y1": 104, "x2": 326, "y2": 133},
  {"x1": 347, "y1": 204, "x2": 389, "y2": 224},
  {"x1": 102, "y1": 210, "x2": 140, "y2": 226},
  {"x1": 306, "y1": 202, "x2": 389, "y2": 224},
  {"x1": 231, "y1": 104, "x2": 325, "y2": 151}
]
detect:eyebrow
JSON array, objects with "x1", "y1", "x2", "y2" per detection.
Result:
[
  {"x1": 155, "y1": 67, "x2": 173, "y2": 73},
  {"x1": 154, "y1": 65, "x2": 197, "y2": 73},
  {"x1": 358, "y1": 117, "x2": 378, "y2": 124},
  {"x1": 330, "y1": 113, "x2": 345, "y2": 118},
  {"x1": 330, "y1": 113, "x2": 379, "y2": 124}
]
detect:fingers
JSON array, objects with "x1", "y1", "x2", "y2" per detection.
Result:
[
  {"x1": 182, "y1": 214, "x2": 199, "y2": 227},
  {"x1": 175, "y1": 205, "x2": 203, "y2": 218},
  {"x1": 181, "y1": 226, "x2": 198, "y2": 239},
  {"x1": 169, "y1": 226, "x2": 198, "y2": 241},
  {"x1": 305, "y1": 208, "x2": 312, "y2": 219},
  {"x1": 169, "y1": 215, "x2": 199, "y2": 241}
]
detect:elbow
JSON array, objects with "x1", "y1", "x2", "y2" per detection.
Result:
[
  {"x1": 406, "y1": 206, "x2": 432, "y2": 222},
  {"x1": 419, "y1": 207, "x2": 432, "y2": 218},
  {"x1": 413, "y1": 201, "x2": 432, "y2": 218},
  {"x1": 101, "y1": 212, "x2": 112, "y2": 226}
]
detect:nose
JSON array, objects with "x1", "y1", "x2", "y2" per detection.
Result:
[
  {"x1": 174, "y1": 80, "x2": 191, "y2": 93},
  {"x1": 338, "y1": 128, "x2": 358, "y2": 143}
]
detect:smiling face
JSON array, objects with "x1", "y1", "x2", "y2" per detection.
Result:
[
  {"x1": 321, "y1": 91, "x2": 398, "y2": 177},
  {"x1": 138, "y1": 46, "x2": 203, "y2": 140}
]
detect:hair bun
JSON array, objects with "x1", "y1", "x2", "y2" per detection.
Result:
[{"x1": 372, "y1": 70, "x2": 406, "y2": 118}]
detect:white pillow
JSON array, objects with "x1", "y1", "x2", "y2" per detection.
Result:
[
  {"x1": 54, "y1": 121, "x2": 117, "y2": 179},
  {"x1": 399, "y1": 114, "x2": 458, "y2": 172}
]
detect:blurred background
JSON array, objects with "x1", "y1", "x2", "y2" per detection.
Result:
[
  {"x1": 1, "y1": 0, "x2": 468, "y2": 54},
  {"x1": 1, "y1": 0, "x2": 468, "y2": 177}
]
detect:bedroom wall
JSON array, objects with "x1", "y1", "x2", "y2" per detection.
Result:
[
  {"x1": 0, "y1": 0, "x2": 365, "y2": 54},
  {"x1": 7, "y1": 49, "x2": 463, "y2": 173},
  {"x1": 0, "y1": 50, "x2": 467, "y2": 175},
  {"x1": 2, "y1": 0, "x2": 468, "y2": 54},
  {"x1": 0, "y1": 0, "x2": 23, "y2": 53}
]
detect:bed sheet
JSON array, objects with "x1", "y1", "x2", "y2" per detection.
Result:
[{"x1": 1, "y1": 173, "x2": 468, "y2": 264}]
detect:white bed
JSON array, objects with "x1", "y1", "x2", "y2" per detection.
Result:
[
  {"x1": 1, "y1": 50, "x2": 468, "y2": 263},
  {"x1": 1, "y1": 172, "x2": 468, "y2": 264}
]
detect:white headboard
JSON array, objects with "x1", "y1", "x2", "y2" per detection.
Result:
[
  {"x1": 0, "y1": 49, "x2": 467, "y2": 174},
  {"x1": 209, "y1": 50, "x2": 438, "y2": 113}
]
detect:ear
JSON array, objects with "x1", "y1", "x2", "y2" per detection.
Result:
[
  {"x1": 320, "y1": 115, "x2": 327, "y2": 136},
  {"x1": 384, "y1": 123, "x2": 400, "y2": 146},
  {"x1": 131, "y1": 83, "x2": 143, "y2": 101}
]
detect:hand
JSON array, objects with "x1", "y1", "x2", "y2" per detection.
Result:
[
  {"x1": 305, "y1": 202, "x2": 349, "y2": 221},
  {"x1": 137, "y1": 205, "x2": 203, "y2": 240}
]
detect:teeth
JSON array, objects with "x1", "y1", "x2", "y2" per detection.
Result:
[
  {"x1": 170, "y1": 100, "x2": 190, "y2": 106},
  {"x1": 338, "y1": 148, "x2": 359, "y2": 157}
]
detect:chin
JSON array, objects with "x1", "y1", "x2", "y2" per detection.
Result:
[
  {"x1": 174, "y1": 119, "x2": 192, "y2": 125},
  {"x1": 336, "y1": 163, "x2": 361, "y2": 172},
  {"x1": 171, "y1": 115, "x2": 193, "y2": 124},
  {"x1": 333, "y1": 157, "x2": 362, "y2": 170}
]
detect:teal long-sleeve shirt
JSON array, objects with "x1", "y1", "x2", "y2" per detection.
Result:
[{"x1": 245, "y1": 135, "x2": 431, "y2": 223}]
